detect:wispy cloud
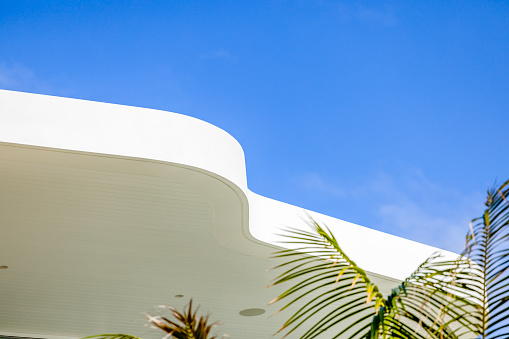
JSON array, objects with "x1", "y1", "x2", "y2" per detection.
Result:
[
  {"x1": 353, "y1": 3, "x2": 396, "y2": 25},
  {"x1": 0, "y1": 62, "x2": 52, "y2": 93},
  {"x1": 313, "y1": 1, "x2": 397, "y2": 26},
  {"x1": 199, "y1": 50, "x2": 235, "y2": 61},
  {"x1": 295, "y1": 169, "x2": 484, "y2": 252},
  {"x1": 0, "y1": 61, "x2": 75, "y2": 97},
  {"x1": 372, "y1": 171, "x2": 483, "y2": 252},
  {"x1": 299, "y1": 172, "x2": 346, "y2": 197}
]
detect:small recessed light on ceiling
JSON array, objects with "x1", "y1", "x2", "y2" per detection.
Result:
[
  {"x1": 239, "y1": 308, "x2": 265, "y2": 316},
  {"x1": 0, "y1": 266, "x2": 8, "y2": 269},
  {"x1": 174, "y1": 294, "x2": 184, "y2": 298}
]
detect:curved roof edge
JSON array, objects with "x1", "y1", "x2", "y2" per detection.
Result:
[
  {"x1": 0, "y1": 89, "x2": 248, "y2": 192},
  {"x1": 0, "y1": 90, "x2": 458, "y2": 281}
]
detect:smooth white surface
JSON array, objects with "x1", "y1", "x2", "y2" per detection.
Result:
[
  {"x1": 0, "y1": 89, "x2": 248, "y2": 191},
  {"x1": 0, "y1": 89, "x2": 457, "y2": 282},
  {"x1": 248, "y1": 192, "x2": 458, "y2": 280}
]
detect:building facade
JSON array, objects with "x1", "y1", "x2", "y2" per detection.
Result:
[{"x1": 0, "y1": 90, "x2": 455, "y2": 338}]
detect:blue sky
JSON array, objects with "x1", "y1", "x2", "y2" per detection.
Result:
[{"x1": 1, "y1": 0, "x2": 508, "y2": 253}]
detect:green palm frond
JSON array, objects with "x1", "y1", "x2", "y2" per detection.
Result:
[
  {"x1": 269, "y1": 219, "x2": 385, "y2": 338},
  {"x1": 372, "y1": 255, "x2": 481, "y2": 339},
  {"x1": 461, "y1": 179, "x2": 509, "y2": 339},
  {"x1": 270, "y1": 218, "x2": 483, "y2": 338}
]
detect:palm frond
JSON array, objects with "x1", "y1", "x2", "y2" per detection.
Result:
[
  {"x1": 270, "y1": 218, "x2": 483, "y2": 338},
  {"x1": 462, "y1": 179, "x2": 509, "y2": 339},
  {"x1": 373, "y1": 254, "x2": 482, "y2": 339},
  {"x1": 82, "y1": 299, "x2": 221, "y2": 339},
  {"x1": 269, "y1": 218, "x2": 385, "y2": 338},
  {"x1": 82, "y1": 335, "x2": 142, "y2": 339},
  {"x1": 147, "y1": 299, "x2": 220, "y2": 339}
]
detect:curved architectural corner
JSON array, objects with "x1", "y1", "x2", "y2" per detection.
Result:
[
  {"x1": 0, "y1": 89, "x2": 462, "y2": 339},
  {"x1": 0, "y1": 89, "x2": 457, "y2": 281},
  {"x1": 0, "y1": 89, "x2": 256, "y2": 256},
  {"x1": 0, "y1": 89, "x2": 248, "y2": 191}
]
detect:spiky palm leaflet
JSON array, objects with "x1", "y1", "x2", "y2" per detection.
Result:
[
  {"x1": 462, "y1": 180, "x2": 509, "y2": 338},
  {"x1": 270, "y1": 219, "x2": 482, "y2": 338},
  {"x1": 83, "y1": 299, "x2": 219, "y2": 339}
]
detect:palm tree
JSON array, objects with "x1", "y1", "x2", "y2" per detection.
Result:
[
  {"x1": 269, "y1": 179, "x2": 509, "y2": 338},
  {"x1": 84, "y1": 299, "x2": 221, "y2": 339},
  {"x1": 462, "y1": 179, "x2": 509, "y2": 338}
]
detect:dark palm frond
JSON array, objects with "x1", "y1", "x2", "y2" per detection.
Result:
[
  {"x1": 461, "y1": 179, "x2": 509, "y2": 339},
  {"x1": 147, "y1": 299, "x2": 219, "y2": 339},
  {"x1": 82, "y1": 299, "x2": 221, "y2": 339},
  {"x1": 83, "y1": 335, "x2": 142, "y2": 339}
]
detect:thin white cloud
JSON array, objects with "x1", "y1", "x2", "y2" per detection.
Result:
[
  {"x1": 199, "y1": 50, "x2": 234, "y2": 61},
  {"x1": 296, "y1": 169, "x2": 484, "y2": 253},
  {"x1": 376, "y1": 195, "x2": 481, "y2": 252},
  {"x1": 298, "y1": 172, "x2": 346, "y2": 197},
  {"x1": 329, "y1": 1, "x2": 397, "y2": 25},
  {"x1": 354, "y1": 3, "x2": 396, "y2": 25},
  {"x1": 370, "y1": 171, "x2": 484, "y2": 252},
  {"x1": 0, "y1": 61, "x2": 75, "y2": 97},
  {"x1": 0, "y1": 62, "x2": 51, "y2": 93}
]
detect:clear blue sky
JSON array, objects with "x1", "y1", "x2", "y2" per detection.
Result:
[{"x1": 1, "y1": 1, "x2": 508, "y2": 253}]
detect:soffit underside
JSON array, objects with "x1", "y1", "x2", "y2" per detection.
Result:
[
  {"x1": 0, "y1": 144, "x2": 281, "y2": 338},
  {"x1": 0, "y1": 143, "x2": 398, "y2": 339}
]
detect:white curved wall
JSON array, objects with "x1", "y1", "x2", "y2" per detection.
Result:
[
  {"x1": 0, "y1": 89, "x2": 458, "y2": 281},
  {"x1": 0, "y1": 90, "x2": 248, "y2": 191}
]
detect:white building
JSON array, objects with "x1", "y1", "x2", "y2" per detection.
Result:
[{"x1": 0, "y1": 90, "x2": 455, "y2": 338}]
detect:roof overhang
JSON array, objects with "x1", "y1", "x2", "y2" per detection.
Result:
[{"x1": 0, "y1": 90, "x2": 457, "y2": 338}]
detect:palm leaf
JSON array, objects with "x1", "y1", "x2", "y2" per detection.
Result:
[
  {"x1": 82, "y1": 299, "x2": 221, "y2": 339},
  {"x1": 147, "y1": 299, "x2": 219, "y2": 339},
  {"x1": 269, "y1": 219, "x2": 385, "y2": 338},
  {"x1": 270, "y1": 218, "x2": 482, "y2": 338},
  {"x1": 461, "y1": 179, "x2": 509, "y2": 339},
  {"x1": 83, "y1": 335, "x2": 142, "y2": 339},
  {"x1": 372, "y1": 255, "x2": 482, "y2": 339}
]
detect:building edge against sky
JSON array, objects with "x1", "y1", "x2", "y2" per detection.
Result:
[
  {"x1": 0, "y1": 89, "x2": 458, "y2": 338},
  {"x1": 0, "y1": 89, "x2": 458, "y2": 280}
]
